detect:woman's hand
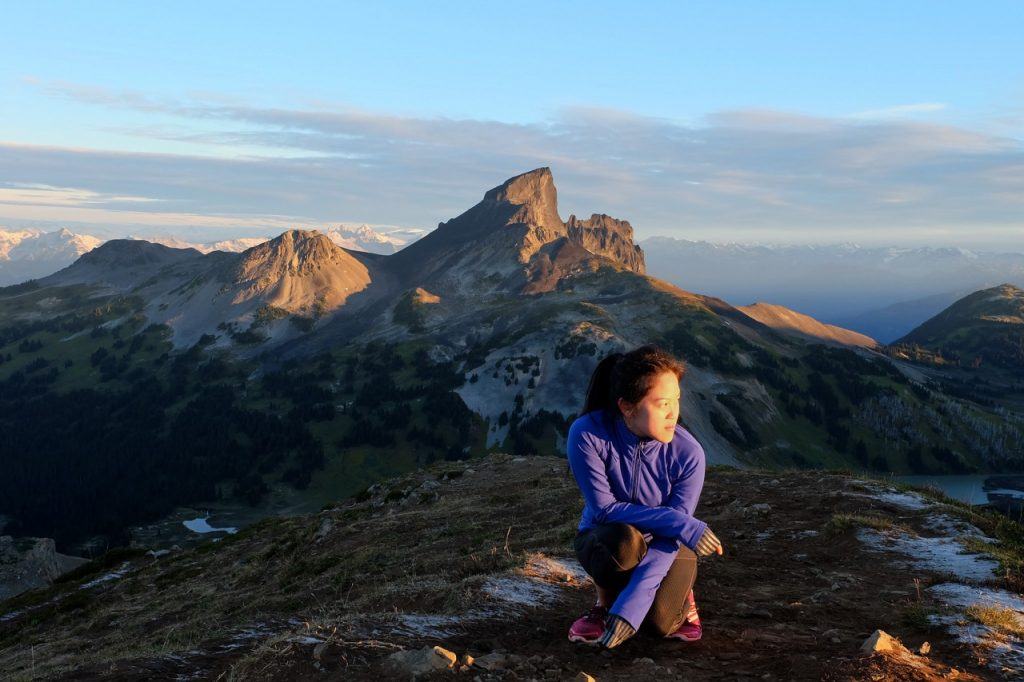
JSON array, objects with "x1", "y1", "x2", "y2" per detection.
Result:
[{"x1": 695, "y1": 527, "x2": 723, "y2": 556}]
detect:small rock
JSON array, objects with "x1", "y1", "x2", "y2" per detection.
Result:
[
  {"x1": 632, "y1": 657, "x2": 655, "y2": 665},
  {"x1": 918, "y1": 641, "x2": 931, "y2": 655},
  {"x1": 860, "y1": 629, "x2": 910, "y2": 656},
  {"x1": 474, "y1": 652, "x2": 508, "y2": 671},
  {"x1": 821, "y1": 628, "x2": 840, "y2": 638},
  {"x1": 385, "y1": 646, "x2": 458, "y2": 678},
  {"x1": 749, "y1": 503, "x2": 772, "y2": 514},
  {"x1": 312, "y1": 641, "x2": 331, "y2": 661},
  {"x1": 464, "y1": 469, "x2": 476, "y2": 475},
  {"x1": 314, "y1": 518, "x2": 334, "y2": 543}
]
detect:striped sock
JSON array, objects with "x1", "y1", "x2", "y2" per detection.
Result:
[{"x1": 684, "y1": 591, "x2": 700, "y2": 623}]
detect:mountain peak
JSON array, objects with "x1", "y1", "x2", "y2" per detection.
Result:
[
  {"x1": 233, "y1": 229, "x2": 345, "y2": 281},
  {"x1": 995, "y1": 283, "x2": 1023, "y2": 296},
  {"x1": 77, "y1": 238, "x2": 201, "y2": 268},
  {"x1": 481, "y1": 167, "x2": 560, "y2": 229},
  {"x1": 388, "y1": 168, "x2": 652, "y2": 292},
  {"x1": 225, "y1": 228, "x2": 372, "y2": 313},
  {"x1": 468, "y1": 166, "x2": 561, "y2": 236}
]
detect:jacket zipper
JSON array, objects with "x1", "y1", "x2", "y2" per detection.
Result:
[{"x1": 630, "y1": 441, "x2": 642, "y2": 502}]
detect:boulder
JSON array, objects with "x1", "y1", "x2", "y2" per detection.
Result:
[
  {"x1": 860, "y1": 629, "x2": 911, "y2": 656},
  {"x1": 384, "y1": 645, "x2": 457, "y2": 678}
]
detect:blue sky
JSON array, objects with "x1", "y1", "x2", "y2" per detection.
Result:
[{"x1": 1, "y1": 2, "x2": 1022, "y2": 246}]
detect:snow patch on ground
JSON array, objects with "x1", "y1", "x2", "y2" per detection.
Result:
[
  {"x1": 851, "y1": 495, "x2": 1021, "y2": 673},
  {"x1": 856, "y1": 528, "x2": 1000, "y2": 584},
  {"x1": 80, "y1": 561, "x2": 132, "y2": 590},
  {"x1": 482, "y1": 576, "x2": 563, "y2": 607},
  {"x1": 183, "y1": 516, "x2": 238, "y2": 534},
  {"x1": 928, "y1": 583, "x2": 1024, "y2": 675},
  {"x1": 929, "y1": 582, "x2": 1024, "y2": 614},
  {"x1": 213, "y1": 622, "x2": 279, "y2": 652},
  {"x1": 389, "y1": 614, "x2": 468, "y2": 639},
  {"x1": 388, "y1": 555, "x2": 586, "y2": 640},
  {"x1": 853, "y1": 488, "x2": 937, "y2": 511},
  {"x1": 922, "y1": 513, "x2": 997, "y2": 545}
]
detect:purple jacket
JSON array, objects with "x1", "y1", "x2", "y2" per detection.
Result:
[{"x1": 566, "y1": 408, "x2": 708, "y2": 629}]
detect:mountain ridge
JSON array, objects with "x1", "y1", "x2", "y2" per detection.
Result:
[
  {"x1": 894, "y1": 283, "x2": 1024, "y2": 370},
  {"x1": 738, "y1": 302, "x2": 878, "y2": 348}
]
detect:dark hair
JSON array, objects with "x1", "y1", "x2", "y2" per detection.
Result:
[{"x1": 582, "y1": 344, "x2": 686, "y2": 416}]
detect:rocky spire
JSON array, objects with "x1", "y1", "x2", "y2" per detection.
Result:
[{"x1": 565, "y1": 213, "x2": 646, "y2": 274}]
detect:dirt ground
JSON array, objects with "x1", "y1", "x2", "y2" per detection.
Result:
[{"x1": 4, "y1": 455, "x2": 1018, "y2": 681}]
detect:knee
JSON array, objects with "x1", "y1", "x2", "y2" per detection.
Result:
[
  {"x1": 603, "y1": 523, "x2": 647, "y2": 569},
  {"x1": 677, "y1": 545, "x2": 697, "y2": 562}
]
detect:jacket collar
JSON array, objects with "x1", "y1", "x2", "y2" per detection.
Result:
[{"x1": 612, "y1": 411, "x2": 656, "y2": 452}]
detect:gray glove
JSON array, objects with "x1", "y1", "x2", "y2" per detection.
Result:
[
  {"x1": 695, "y1": 527, "x2": 723, "y2": 557},
  {"x1": 598, "y1": 614, "x2": 635, "y2": 649}
]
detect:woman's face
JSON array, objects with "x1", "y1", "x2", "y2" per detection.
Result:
[{"x1": 617, "y1": 370, "x2": 681, "y2": 443}]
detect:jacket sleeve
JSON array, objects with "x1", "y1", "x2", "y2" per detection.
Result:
[
  {"x1": 567, "y1": 419, "x2": 707, "y2": 544},
  {"x1": 663, "y1": 434, "x2": 708, "y2": 551}
]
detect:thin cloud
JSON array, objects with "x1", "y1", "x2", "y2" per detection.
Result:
[
  {"x1": 1, "y1": 81, "x2": 1022, "y2": 247},
  {"x1": 850, "y1": 102, "x2": 948, "y2": 119}
]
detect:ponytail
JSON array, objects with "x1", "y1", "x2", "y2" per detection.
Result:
[{"x1": 582, "y1": 352, "x2": 624, "y2": 415}]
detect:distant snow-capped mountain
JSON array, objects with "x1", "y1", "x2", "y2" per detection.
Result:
[
  {"x1": 325, "y1": 224, "x2": 415, "y2": 254},
  {"x1": 0, "y1": 228, "x2": 104, "y2": 285},
  {"x1": 0, "y1": 228, "x2": 102, "y2": 262},
  {"x1": 141, "y1": 224, "x2": 419, "y2": 256},
  {"x1": 139, "y1": 235, "x2": 272, "y2": 254}
]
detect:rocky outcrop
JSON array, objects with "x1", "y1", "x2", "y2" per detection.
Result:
[
  {"x1": 566, "y1": 213, "x2": 645, "y2": 274},
  {"x1": 0, "y1": 536, "x2": 88, "y2": 601}
]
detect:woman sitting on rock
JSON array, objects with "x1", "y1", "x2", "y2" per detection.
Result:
[{"x1": 566, "y1": 344, "x2": 723, "y2": 649}]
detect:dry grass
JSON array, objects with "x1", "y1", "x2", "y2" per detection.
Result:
[
  {"x1": 822, "y1": 512, "x2": 910, "y2": 537},
  {"x1": 964, "y1": 603, "x2": 1024, "y2": 637}
]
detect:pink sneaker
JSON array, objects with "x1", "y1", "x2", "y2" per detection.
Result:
[
  {"x1": 568, "y1": 605, "x2": 608, "y2": 644},
  {"x1": 665, "y1": 616, "x2": 702, "y2": 641}
]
